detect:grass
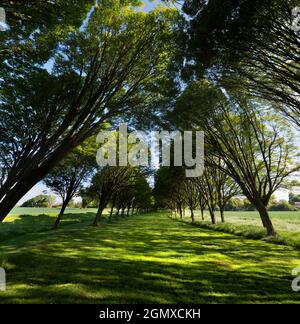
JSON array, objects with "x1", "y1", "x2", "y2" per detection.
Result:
[
  {"x1": 179, "y1": 210, "x2": 300, "y2": 249},
  {"x1": 0, "y1": 208, "x2": 99, "y2": 243},
  {"x1": 0, "y1": 211, "x2": 300, "y2": 303}
]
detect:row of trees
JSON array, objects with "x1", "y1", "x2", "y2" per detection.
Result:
[
  {"x1": 154, "y1": 163, "x2": 239, "y2": 224},
  {"x1": 154, "y1": 81, "x2": 300, "y2": 236},
  {"x1": 156, "y1": 0, "x2": 300, "y2": 237},
  {"x1": 1, "y1": 0, "x2": 300, "y2": 240},
  {"x1": 0, "y1": 0, "x2": 180, "y2": 220},
  {"x1": 41, "y1": 137, "x2": 153, "y2": 229}
]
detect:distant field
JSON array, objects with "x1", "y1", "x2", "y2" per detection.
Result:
[
  {"x1": 192, "y1": 210, "x2": 300, "y2": 232},
  {"x1": 8, "y1": 207, "x2": 98, "y2": 217},
  {"x1": 180, "y1": 210, "x2": 300, "y2": 248}
]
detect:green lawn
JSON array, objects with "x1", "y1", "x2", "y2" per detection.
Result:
[
  {"x1": 0, "y1": 211, "x2": 300, "y2": 303},
  {"x1": 192, "y1": 210, "x2": 300, "y2": 232},
  {"x1": 9, "y1": 207, "x2": 99, "y2": 216},
  {"x1": 0, "y1": 208, "x2": 99, "y2": 243},
  {"x1": 180, "y1": 210, "x2": 300, "y2": 248}
]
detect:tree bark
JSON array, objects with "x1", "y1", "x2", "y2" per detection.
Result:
[
  {"x1": 0, "y1": 137, "x2": 79, "y2": 222},
  {"x1": 0, "y1": 175, "x2": 41, "y2": 222},
  {"x1": 190, "y1": 208, "x2": 195, "y2": 222},
  {"x1": 109, "y1": 205, "x2": 114, "y2": 219},
  {"x1": 220, "y1": 208, "x2": 225, "y2": 223},
  {"x1": 53, "y1": 199, "x2": 69, "y2": 229},
  {"x1": 257, "y1": 203, "x2": 276, "y2": 236},
  {"x1": 200, "y1": 208, "x2": 204, "y2": 221},
  {"x1": 208, "y1": 207, "x2": 216, "y2": 224},
  {"x1": 92, "y1": 204, "x2": 104, "y2": 226},
  {"x1": 178, "y1": 205, "x2": 183, "y2": 219}
]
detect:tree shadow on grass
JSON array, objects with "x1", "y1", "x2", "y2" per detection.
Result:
[
  {"x1": 0, "y1": 213, "x2": 300, "y2": 303},
  {"x1": 0, "y1": 212, "x2": 98, "y2": 244}
]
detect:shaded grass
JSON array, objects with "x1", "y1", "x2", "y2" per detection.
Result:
[
  {"x1": 0, "y1": 212, "x2": 300, "y2": 303},
  {"x1": 0, "y1": 208, "x2": 105, "y2": 243}
]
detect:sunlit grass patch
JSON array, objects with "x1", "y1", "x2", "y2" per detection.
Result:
[{"x1": 0, "y1": 212, "x2": 300, "y2": 303}]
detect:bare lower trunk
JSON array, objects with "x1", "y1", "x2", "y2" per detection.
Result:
[
  {"x1": 208, "y1": 207, "x2": 216, "y2": 224},
  {"x1": 109, "y1": 205, "x2": 114, "y2": 219},
  {"x1": 220, "y1": 208, "x2": 225, "y2": 223},
  {"x1": 0, "y1": 138, "x2": 80, "y2": 222},
  {"x1": 257, "y1": 204, "x2": 276, "y2": 236},
  {"x1": 178, "y1": 205, "x2": 183, "y2": 219},
  {"x1": 53, "y1": 200, "x2": 69, "y2": 229},
  {"x1": 0, "y1": 175, "x2": 40, "y2": 222},
  {"x1": 200, "y1": 208, "x2": 204, "y2": 221},
  {"x1": 92, "y1": 205, "x2": 104, "y2": 226},
  {"x1": 190, "y1": 208, "x2": 195, "y2": 223}
]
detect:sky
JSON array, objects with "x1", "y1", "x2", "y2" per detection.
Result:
[{"x1": 16, "y1": 0, "x2": 294, "y2": 205}]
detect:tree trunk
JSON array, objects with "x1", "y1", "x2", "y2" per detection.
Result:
[
  {"x1": 257, "y1": 204, "x2": 276, "y2": 236},
  {"x1": 92, "y1": 204, "x2": 104, "y2": 226},
  {"x1": 200, "y1": 208, "x2": 204, "y2": 221},
  {"x1": 208, "y1": 207, "x2": 216, "y2": 224},
  {"x1": 53, "y1": 200, "x2": 69, "y2": 229},
  {"x1": 109, "y1": 205, "x2": 114, "y2": 219},
  {"x1": 190, "y1": 208, "x2": 195, "y2": 223},
  {"x1": 0, "y1": 175, "x2": 41, "y2": 222},
  {"x1": 0, "y1": 136, "x2": 81, "y2": 222},
  {"x1": 178, "y1": 205, "x2": 183, "y2": 219},
  {"x1": 220, "y1": 208, "x2": 225, "y2": 223}
]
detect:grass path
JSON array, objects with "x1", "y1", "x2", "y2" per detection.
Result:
[{"x1": 0, "y1": 212, "x2": 300, "y2": 303}]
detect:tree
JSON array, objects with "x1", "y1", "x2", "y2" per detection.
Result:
[
  {"x1": 0, "y1": 1, "x2": 180, "y2": 221},
  {"x1": 21, "y1": 195, "x2": 56, "y2": 208},
  {"x1": 182, "y1": 178, "x2": 198, "y2": 222},
  {"x1": 113, "y1": 169, "x2": 153, "y2": 216},
  {"x1": 181, "y1": 0, "x2": 300, "y2": 127},
  {"x1": 193, "y1": 168, "x2": 218, "y2": 225},
  {"x1": 198, "y1": 193, "x2": 206, "y2": 221},
  {"x1": 269, "y1": 200, "x2": 297, "y2": 211},
  {"x1": 87, "y1": 166, "x2": 136, "y2": 226},
  {"x1": 289, "y1": 192, "x2": 300, "y2": 204},
  {"x1": 171, "y1": 81, "x2": 300, "y2": 236},
  {"x1": 225, "y1": 198, "x2": 244, "y2": 211},
  {"x1": 153, "y1": 167, "x2": 186, "y2": 218},
  {"x1": 211, "y1": 158, "x2": 240, "y2": 223},
  {"x1": 44, "y1": 139, "x2": 96, "y2": 229},
  {"x1": 0, "y1": 1, "x2": 94, "y2": 61}
]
